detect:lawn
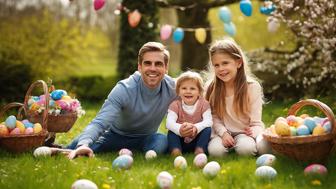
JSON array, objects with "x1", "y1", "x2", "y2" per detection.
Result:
[{"x1": 0, "y1": 100, "x2": 335, "y2": 189}]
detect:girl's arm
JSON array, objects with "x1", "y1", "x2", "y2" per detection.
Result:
[
  {"x1": 212, "y1": 114, "x2": 229, "y2": 137},
  {"x1": 194, "y1": 108, "x2": 213, "y2": 134},
  {"x1": 166, "y1": 109, "x2": 182, "y2": 136},
  {"x1": 248, "y1": 82, "x2": 265, "y2": 138}
]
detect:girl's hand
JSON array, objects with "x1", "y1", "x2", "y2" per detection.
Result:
[
  {"x1": 180, "y1": 122, "x2": 193, "y2": 137},
  {"x1": 222, "y1": 132, "x2": 235, "y2": 148},
  {"x1": 191, "y1": 126, "x2": 198, "y2": 138},
  {"x1": 244, "y1": 127, "x2": 253, "y2": 136},
  {"x1": 67, "y1": 145, "x2": 94, "y2": 160}
]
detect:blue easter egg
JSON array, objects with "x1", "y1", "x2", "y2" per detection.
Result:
[
  {"x1": 240, "y1": 0, "x2": 253, "y2": 17},
  {"x1": 297, "y1": 125, "x2": 310, "y2": 135},
  {"x1": 49, "y1": 99, "x2": 55, "y2": 108},
  {"x1": 51, "y1": 90, "x2": 67, "y2": 100},
  {"x1": 304, "y1": 118, "x2": 317, "y2": 132},
  {"x1": 5, "y1": 115, "x2": 17, "y2": 129},
  {"x1": 313, "y1": 116, "x2": 325, "y2": 125},
  {"x1": 224, "y1": 22, "x2": 236, "y2": 36},
  {"x1": 32, "y1": 96, "x2": 40, "y2": 101},
  {"x1": 112, "y1": 155, "x2": 133, "y2": 170},
  {"x1": 219, "y1": 6, "x2": 231, "y2": 23},
  {"x1": 256, "y1": 154, "x2": 276, "y2": 167},
  {"x1": 23, "y1": 121, "x2": 34, "y2": 128},
  {"x1": 173, "y1": 28, "x2": 184, "y2": 43},
  {"x1": 255, "y1": 166, "x2": 277, "y2": 179}
]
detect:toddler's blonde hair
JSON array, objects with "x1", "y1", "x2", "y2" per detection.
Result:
[{"x1": 176, "y1": 71, "x2": 204, "y2": 95}]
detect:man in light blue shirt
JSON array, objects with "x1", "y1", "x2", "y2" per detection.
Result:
[{"x1": 66, "y1": 42, "x2": 176, "y2": 159}]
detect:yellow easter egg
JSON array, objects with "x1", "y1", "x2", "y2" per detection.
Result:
[
  {"x1": 275, "y1": 120, "x2": 290, "y2": 136},
  {"x1": 16, "y1": 121, "x2": 25, "y2": 133},
  {"x1": 33, "y1": 123, "x2": 42, "y2": 134},
  {"x1": 269, "y1": 124, "x2": 277, "y2": 135},
  {"x1": 300, "y1": 114, "x2": 310, "y2": 119},
  {"x1": 312, "y1": 125, "x2": 325, "y2": 136},
  {"x1": 61, "y1": 95, "x2": 72, "y2": 101},
  {"x1": 30, "y1": 103, "x2": 40, "y2": 111}
]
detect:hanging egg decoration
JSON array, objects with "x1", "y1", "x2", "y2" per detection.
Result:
[
  {"x1": 219, "y1": 6, "x2": 232, "y2": 23},
  {"x1": 195, "y1": 28, "x2": 207, "y2": 44},
  {"x1": 224, "y1": 22, "x2": 236, "y2": 36},
  {"x1": 260, "y1": 1, "x2": 276, "y2": 15},
  {"x1": 173, "y1": 28, "x2": 184, "y2": 43},
  {"x1": 160, "y1": 25, "x2": 173, "y2": 41},
  {"x1": 128, "y1": 10, "x2": 142, "y2": 28},
  {"x1": 93, "y1": 0, "x2": 105, "y2": 11},
  {"x1": 240, "y1": 0, "x2": 253, "y2": 17}
]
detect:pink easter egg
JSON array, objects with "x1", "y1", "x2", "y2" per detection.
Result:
[
  {"x1": 128, "y1": 10, "x2": 141, "y2": 28},
  {"x1": 160, "y1": 25, "x2": 172, "y2": 41},
  {"x1": 119, "y1": 148, "x2": 133, "y2": 156},
  {"x1": 56, "y1": 100, "x2": 70, "y2": 110},
  {"x1": 304, "y1": 164, "x2": 328, "y2": 176},
  {"x1": 25, "y1": 127, "x2": 34, "y2": 135},
  {"x1": 10, "y1": 128, "x2": 21, "y2": 135},
  {"x1": 93, "y1": 0, "x2": 105, "y2": 11}
]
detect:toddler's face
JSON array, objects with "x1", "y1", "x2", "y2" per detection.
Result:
[{"x1": 178, "y1": 80, "x2": 200, "y2": 105}]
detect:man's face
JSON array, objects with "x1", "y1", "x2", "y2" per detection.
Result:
[{"x1": 138, "y1": 51, "x2": 168, "y2": 89}]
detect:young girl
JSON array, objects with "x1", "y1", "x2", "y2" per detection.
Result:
[
  {"x1": 205, "y1": 38, "x2": 271, "y2": 157},
  {"x1": 166, "y1": 71, "x2": 212, "y2": 156}
]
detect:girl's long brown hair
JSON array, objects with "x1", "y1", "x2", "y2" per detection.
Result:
[{"x1": 205, "y1": 38, "x2": 261, "y2": 120}]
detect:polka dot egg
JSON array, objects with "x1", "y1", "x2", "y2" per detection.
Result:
[
  {"x1": 256, "y1": 154, "x2": 276, "y2": 167},
  {"x1": 255, "y1": 166, "x2": 277, "y2": 180},
  {"x1": 112, "y1": 155, "x2": 133, "y2": 170},
  {"x1": 304, "y1": 164, "x2": 328, "y2": 176}
]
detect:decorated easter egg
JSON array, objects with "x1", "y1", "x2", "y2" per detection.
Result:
[
  {"x1": 10, "y1": 127, "x2": 21, "y2": 135},
  {"x1": 299, "y1": 114, "x2": 310, "y2": 119},
  {"x1": 71, "y1": 179, "x2": 98, "y2": 189},
  {"x1": 303, "y1": 117, "x2": 317, "y2": 132},
  {"x1": 174, "y1": 156, "x2": 187, "y2": 170},
  {"x1": 312, "y1": 125, "x2": 325, "y2": 136},
  {"x1": 56, "y1": 100, "x2": 70, "y2": 110},
  {"x1": 297, "y1": 125, "x2": 310, "y2": 136},
  {"x1": 322, "y1": 120, "x2": 331, "y2": 133},
  {"x1": 61, "y1": 95, "x2": 72, "y2": 101},
  {"x1": 36, "y1": 95, "x2": 46, "y2": 106},
  {"x1": 275, "y1": 117, "x2": 287, "y2": 123},
  {"x1": 286, "y1": 115, "x2": 299, "y2": 127},
  {"x1": 112, "y1": 155, "x2": 133, "y2": 170},
  {"x1": 33, "y1": 123, "x2": 43, "y2": 134},
  {"x1": 269, "y1": 124, "x2": 277, "y2": 135},
  {"x1": 172, "y1": 28, "x2": 184, "y2": 43},
  {"x1": 255, "y1": 166, "x2": 277, "y2": 179},
  {"x1": 256, "y1": 154, "x2": 276, "y2": 167},
  {"x1": 193, "y1": 153, "x2": 208, "y2": 168},
  {"x1": 51, "y1": 89, "x2": 67, "y2": 100},
  {"x1": 33, "y1": 146, "x2": 52, "y2": 157},
  {"x1": 118, "y1": 148, "x2": 133, "y2": 156},
  {"x1": 289, "y1": 127, "x2": 297, "y2": 136},
  {"x1": 30, "y1": 102, "x2": 40, "y2": 111},
  {"x1": 25, "y1": 127, "x2": 34, "y2": 135},
  {"x1": 49, "y1": 99, "x2": 55, "y2": 108},
  {"x1": 156, "y1": 171, "x2": 173, "y2": 189},
  {"x1": 28, "y1": 98, "x2": 35, "y2": 106},
  {"x1": 5, "y1": 115, "x2": 16, "y2": 129},
  {"x1": 304, "y1": 164, "x2": 328, "y2": 176},
  {"x1": 0, "y1": 124, "x2": 9, "y2": 136},
  {"x1": 240, "y1": 0, "x2": 253, "y2": 16},
  {"x1": 219, "y1": 6, "x2": 231, "y2": 23},
  {"x1": 313, "y1": 116, "x2": 326, "y2": 125},
  {"x1": 203, "y1": 161, "x2": 221, "y2": 179},
  {"x1": 16, "y1": 121, "x2": 25, "y2": 133},
  {"x1": 275, "y1": 120, "x2": 290, "y2": 136},
  {"x1": 23, "y1": 120, "x2": 34, "y2": 128},
  {"x1": 145, "y1": 150, "x2": 157, "y2": 160}
]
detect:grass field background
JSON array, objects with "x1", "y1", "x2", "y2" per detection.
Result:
[{"x1": 1, "y1": 100, "x2": 335, "y2": 189}]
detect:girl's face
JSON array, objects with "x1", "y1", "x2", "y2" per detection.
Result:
[
  {"x1": 178, "y1": 79, "x2": 200, "y2": 105},
  {"x1": 211, "y1": 53, "x2": 242, "y2": 85}
]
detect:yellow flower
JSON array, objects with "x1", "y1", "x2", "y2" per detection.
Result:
[
  {"x1": 311, "y1": 180, "x2": 321, "y2": 186},
  {"x1": 221, "y1": 169, "x2": 227, "y2": 174},
  {"x1": 102, "y1": 183, "x2": 110, "y2": 189}
]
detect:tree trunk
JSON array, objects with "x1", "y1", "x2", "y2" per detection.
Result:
[{"x1": 177, "y1": 5, "x2": 211, "y2": 71}]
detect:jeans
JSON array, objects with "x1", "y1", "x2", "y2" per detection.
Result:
[
  {"x1": 67, "y1": 130, "x2": 168, "y2": 154},
  {"x1": 167, "y1": 127, "x2": 211, "y2": 154}
]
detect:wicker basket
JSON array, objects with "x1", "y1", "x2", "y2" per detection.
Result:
[
  {"x1": 25, "y1": 80, "x2": 77, "y2": 133},
  {"x1": 263, "y1": 99, "x2": 336, "y2": 162},
  {"x1": 0, "y1": 103, "x2": 48, "y2": 153}
]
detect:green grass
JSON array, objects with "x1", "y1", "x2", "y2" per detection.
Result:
[{"x1": 1, "y1": 101, "x2": 336, "y2": 189}]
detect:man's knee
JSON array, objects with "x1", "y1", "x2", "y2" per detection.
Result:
[
  {"x1": 208, "y1": 137, "x2": 228, "y2": 157},
  {"x1": 146, "y1": 133, "x2": 168, "y2": 154}
]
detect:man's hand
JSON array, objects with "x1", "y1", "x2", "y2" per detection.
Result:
[
  {"x1": 67, "y1": 145, "x2": 94, "y2": 160},
  {"x1": 221, "y1": 132, "x2": 235, "y2": 148}
]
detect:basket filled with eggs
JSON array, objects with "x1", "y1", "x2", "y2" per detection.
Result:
[
  {"x1": 0, "y1": 82, "x2": 49, "y2": 153},
  {"x1": 263, "y1": 99, "x2": 335, "y2": 162},
  {"x1": 25, "y1": 80, "x2": 85, "y2": 133}
]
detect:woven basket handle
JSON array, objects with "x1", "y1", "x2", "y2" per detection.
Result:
[
  {"x1": 287, "y1": 99, "x2": 336, "y2": 136},
  {"x1": 0, "y1": 102, "x2": 26, "y2": 120},
  {"x1": 23, "y1": 80, "x2": 49, "y2": 130}
]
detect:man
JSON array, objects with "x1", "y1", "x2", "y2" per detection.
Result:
[{"x1": 66, "y1": 42, "x2": 176, "y2": 159}]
